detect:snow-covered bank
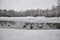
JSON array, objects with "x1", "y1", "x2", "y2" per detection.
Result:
[
  {"x1": 0, "y1": 28, "x2": 60, "y2": 40},
  {"x1": 0, "y1": 17, "x2": 60, "y2": 23}
]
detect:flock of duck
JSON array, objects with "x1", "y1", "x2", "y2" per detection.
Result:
[{"x1": 0, "y1": 21, "x2": 59, "y2": 29}]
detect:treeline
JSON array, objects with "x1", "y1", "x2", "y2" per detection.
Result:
[
  {"x1": 0, "y1": 0, "x2": 60, "y2": 17},
  {"x1": 0, "y1": 7, "x2": 60, "y2": 17}
]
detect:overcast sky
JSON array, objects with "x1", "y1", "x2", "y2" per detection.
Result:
[{"x1": 0, "y1": 0, "x2": 57, "y2": 11}]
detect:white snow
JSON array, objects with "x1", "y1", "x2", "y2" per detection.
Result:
[
  {"x1": 0, "y1": 17, "x2": 60, "y2": 23},
  {"x1": 0, "y1": 28, "x2": 60, "y2": 40}
]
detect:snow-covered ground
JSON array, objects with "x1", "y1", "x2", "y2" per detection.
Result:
[
  {"x1": 0, "y1": 28, "x2": 60, "y2": 40},
  {"x1": 0, "y1": 17, "x2": 60, "y2": 23}
]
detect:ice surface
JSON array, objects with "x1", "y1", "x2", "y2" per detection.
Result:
[{"x1": 0, "y1": 28, "x2": 60, "y2": 40}]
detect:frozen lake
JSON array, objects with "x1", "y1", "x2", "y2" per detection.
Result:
[
  {"x1": 0, "y1": 28, "x2": 60, "y2": 40},
  {"x1": 0, "y1": 17, "x2": 60, "y2": 23}
]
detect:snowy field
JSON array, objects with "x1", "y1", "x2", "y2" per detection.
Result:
[
  {"x1": 0, "y1": 28, "x2": 60, "y2": 40},
  {"x1": 0, "y1": 17, "x2": 60, "y2": 23}
]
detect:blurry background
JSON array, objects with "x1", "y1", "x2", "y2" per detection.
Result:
[{"x1": 0, "y1": 0, "x2": 57, "y2": 11}]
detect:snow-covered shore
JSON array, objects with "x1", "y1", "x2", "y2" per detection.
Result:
[
  {"x1": 0, "y1": 17, "x2": 60, "y2": 23},
  {"x1": 0, "y1": 28, "x2": 60, "y2": 40}
]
